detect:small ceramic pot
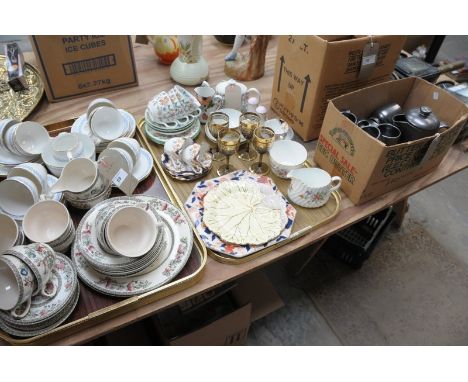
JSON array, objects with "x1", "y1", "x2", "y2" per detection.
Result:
[
  {"x1": 287, "y1": 168, "x2": 341, "y2": 208},
  {"x1": 215, "y1": 79, "x2": 261, "y2": 112},
  {"x1": 105, "y1": 205, "x2": 159, "y2": 258},
  {"x1": 269, "y1": 140, "x2": 307, "y2": 179},
  {"x1": 7, "y1": 163, "x2": 48, "y2": 195},
  {"x1": 0, "y1": 176, "x2": 39, "y2": 217},
  {"x1": 5, "y1": 243, "x2": 56, "y2": 299},
  {"x1": 107, "y1": 137, "x2": 141, "y2": 165},
  {"x1": 148, "y1": 36, "x2": 180, "y2": 65},
  {"x1": 89, "y1": 106, "x2": 126, "y2": 141},
  {"x1": 0, "y1": 213, "x2": 19, "y2": 253},
  {"x1": 0, "y1": 254, "x2": 36, "y2": 316}
]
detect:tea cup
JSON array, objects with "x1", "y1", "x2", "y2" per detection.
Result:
[
  {"x1": 0, "y1": 176, "x2": 40, "y2": 217},
  {"x1": 5, "y1": 243, "x2": 57, "y2": 304},
  {"x1": 105, "y1": 205, "x2": 159, "y2": 258},
  {"x1": 287, "y1": 167, "x2": 341, "y2": 208},
  {"x1": 0, "y1": 213, "x2": 19, "y2": 253},
  {"x1": 0, "y1": 119, "x2": 19, "y2": 148},
  {"x1": 52, "y1": 133, "x2": 83, "y2": 161},
  {"x1": 5, "y1": 121, "x2": 50, "y2": 156},
  {"x1": 87, "y1": 98, "x2": 116, "y2": 122},
  {"x1": 269, "y1": 140, "x2": 307, "y2": 179},
  {"x1": 148, "y1": 91, "x2": 177, "y2": 123},
  {"x1": 108, "y1": 137, "x2": 141, "y2": 164},
  {"x1": 23, "y1": 200, "x2": 72, "y2": 247},
  {"x1": 0, "y1": 254, "x2": 37, "y2": 317},
  {"x1": 89, "y1": 106, "x2": 126, "y2": 141},
  {"x1": 7, "y1": 163, "x2": 48, "y2": 195}
]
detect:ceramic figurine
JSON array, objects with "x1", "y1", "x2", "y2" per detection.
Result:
[
  {"x1": 170, "y1": 36, "x2": 209, "y2": 86},
  {"x1": 224, "y1": 35, "x2": 270, "y2": 81},
  {"x1": 148, "y1": 36, "x2": 179, "y2": 65}
]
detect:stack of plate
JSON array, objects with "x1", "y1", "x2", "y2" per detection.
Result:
[
  {"x1": 71, "y1": 110, "x2": 136, "y2": 153},
  {"x1": 144, "y1": 109, "x2": 201, "y2": 145},
  {"x1": 0, "y1": 253, "x2": 79, "y2": 338},
  {"x1": 72, "y1": 195, "x2": 193, "y2": 297}
]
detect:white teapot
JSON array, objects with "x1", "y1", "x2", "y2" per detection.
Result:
[{"x1": 215, "y1": 79, "x2": 261, "y2": 112}]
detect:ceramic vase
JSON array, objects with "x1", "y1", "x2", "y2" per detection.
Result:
[{"x1": 170, "y1": 36, "x2": 209, "y2": 86}]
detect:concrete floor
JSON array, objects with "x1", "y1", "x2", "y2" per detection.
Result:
[{"x1": 2, "y1": 34, "x2": 467, "y2": 345}]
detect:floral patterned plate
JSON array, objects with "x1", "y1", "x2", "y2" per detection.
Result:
[
  {"x1": 0, "y1": 253, "x2": 78, "y2": 326},
  {"x1": 144, "y1": 119, "x2": 201, "y2": 146},
  {"x1": 76, "y1": 197, "x2": 177, "y2": 271},
  {"x1": 185, "y1": 170, "x2": 297, "y2": 258},
  {"x1": 72, "y1": 196, "x2": 193, "y2": 297}
]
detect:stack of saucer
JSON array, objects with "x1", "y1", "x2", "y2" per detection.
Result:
[
  {"x1": 72, "y1": 196, "x2": 193, "y2": 297},
  {"x1": 144, "y1": 86, "x2": 202, "y2": 145},
  {"x1": 0, "y1": 244, "x2": 79, "y2": 338},
  {"x1": 0, "y1": 119, "x2": 49, "y2": 178},
  {"x1": 41, "y1": 132, "x2": 95, "y2": 177},
  {"x1": 71, "y1": 98, "x2": 136, "y2": 153}
]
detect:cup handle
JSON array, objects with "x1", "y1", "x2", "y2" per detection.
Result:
[
  {"x1": 330, "y1": 176, "x2": 342, "y2": 192},
  {"x1": 10, "y1": 298, "x2": 31, "y2": 319},
  {"x1": 213, "y1": 95, "x2": 223, "y2": 108},
  {"x1": 247, "y1": 88, "x2": 261, "y2": 102},
  {"x1": 41, "y1": 278, "x2": 57, "y2": 299}
]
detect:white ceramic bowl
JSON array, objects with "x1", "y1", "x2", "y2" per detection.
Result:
[
  {"x1": 107, "y1": 137, "x2": 141, "y2": 164},
  {"x1": 52, "y1": 133, "x2": 83, "y2": 161},
  {"x1": 0, "y1": 176, "x2": 39, "y2": 217},
  {"x1": 0, "y1": 119, "x2": 19, "y2": 147},
  {"x1": 105, "y1": 206, "x2": 158, "y2": 258},
  {"x1": 89, "y1": 106, "x2": 126, "y2": 141},
  {"x1": 0, "y1": 213, "x2": 19, "y2": 253},
  {"x1": 98, "y1": 147, "x2": 134, "y2": 174},
  {"x1": 269, "y1": 140, "x2": 308, "y2": 179},
  {"x1": 87, "y1": 98, "x2": 116, "y2": 122},
  {"x1": 7, "y1": 163, "x2": 48, "y2": 194},
  {"x1": 23, "y1": 200, "x2": 71, "y2": 244}
]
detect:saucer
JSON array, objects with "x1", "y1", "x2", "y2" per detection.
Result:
[
  {"x1": 42, "y1": 133, "x2": 95, "y2": 169},
  {"x1": 132, "y1": 148, "x2": 153, "y2": 183},
  {"x1": 145, "y1": 119, "x2": 201, "y2": 145}
]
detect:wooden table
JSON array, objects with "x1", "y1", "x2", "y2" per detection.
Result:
[{"x1": 6, "y1": 36, "x2": 467, "y2": 345}]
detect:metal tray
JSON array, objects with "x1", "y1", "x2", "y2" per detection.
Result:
[
  {"x1": 138, "y1": 119, "x2": 342, "y2": 265},
  {"x1": 0, "y1": 118, "x2": 207, "y2": 345}
]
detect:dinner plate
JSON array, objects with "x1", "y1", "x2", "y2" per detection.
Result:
[
  {"x1": 72, "y1": 196, "x2": 193, "y2": 297},
  {"x1": 145, "y1": 119, "x2": 201, "y2": 145},
  {"x1": 185, "y1": 170, "x2": 297, "y2": 258}
]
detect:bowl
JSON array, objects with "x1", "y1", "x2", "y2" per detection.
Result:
[
  {"x1": 269, "y1": 140, "x2": 308, "y2": 179},
  {"x1": 0, "y1": 213, "x2": 19, "y2": 252},
  {"x1": 0, "y1": 176, "x2": 39, "y2": 217}
]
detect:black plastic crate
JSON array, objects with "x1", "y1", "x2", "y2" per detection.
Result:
[{"x1": 322, "y1": 207, "x2": 396, "y2": 269}]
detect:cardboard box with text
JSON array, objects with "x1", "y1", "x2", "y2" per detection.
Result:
[
  {"x1": 30, "y1": 35, "x2": 138, "y2": 102},
  {"x1": 314, "y1": 77, "x2": 468, "y2": 205},
  {"x1": 271, "y1": 35, "x2": 406, "y2": 141}
]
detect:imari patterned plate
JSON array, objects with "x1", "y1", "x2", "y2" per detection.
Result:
[
  {"x1": 0, "y1": 253, "x2": 78, "y2": 326},
  {"x1": 185, "y1": 170, "x2": 297, "y2": 259},
  {"x1": 72, "y1": 196, "x2": 193, "y2": 297}
]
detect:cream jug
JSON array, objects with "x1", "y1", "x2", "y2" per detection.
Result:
[{"x1": 287, "y1": 168, "x2": 341, "y2": 208}]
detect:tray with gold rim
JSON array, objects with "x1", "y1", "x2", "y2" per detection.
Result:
[
  {"x1": 0, "y1": 118, "x2": 207, "y2": 345},
  {"x1": 0, "y1": 55, "x2": 45, "y2": 121},
  {"x1": 138, "y1": 118, "x2": 341, "y2": 265}
]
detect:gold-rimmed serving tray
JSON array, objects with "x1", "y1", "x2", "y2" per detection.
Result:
[
  {"x1": 0, "y1": 55, "x2": 45, "y2": 121},
  {"x1": 0, "y1": 118, "x2": 207, "y2": 345},
  {"x1": 138, "y1": 119, "x2": 342, "y2": 265}
]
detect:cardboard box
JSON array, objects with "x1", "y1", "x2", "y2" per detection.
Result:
[
  {"x1": 314, "y1": 77, "x2": 468, "y2": 205},
  {"x1": 30, "y1": 36, "x2": 138, "y2": 102},
  {"x1": 271, "y1": 35, "x2": 406, "y2": 141},
  {"x1": 153, "y1": 271, "x2": 284, "y2": 345}
]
